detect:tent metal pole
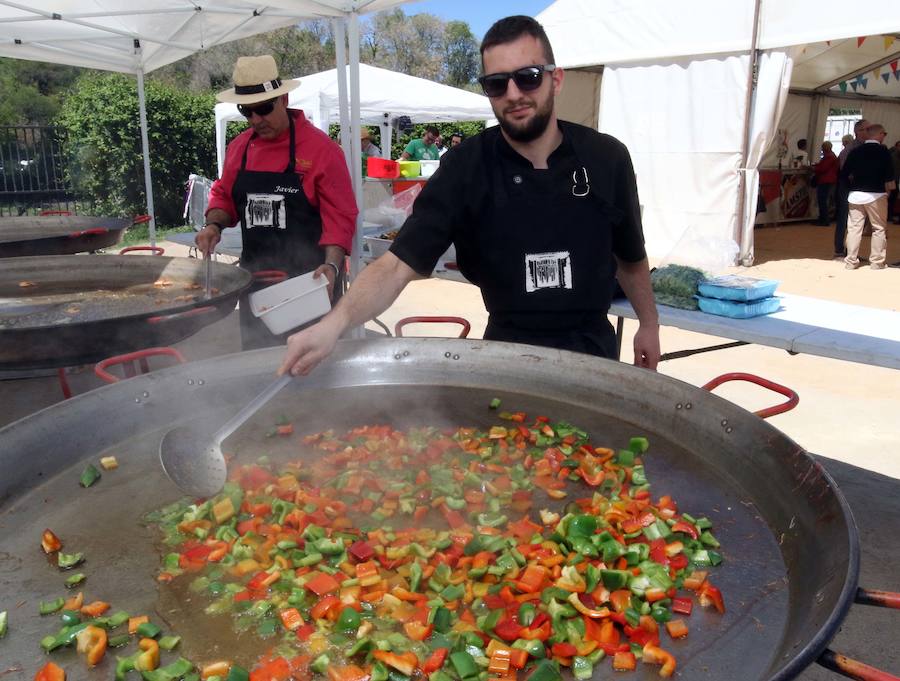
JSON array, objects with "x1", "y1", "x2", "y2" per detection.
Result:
[
  {"x1": 135, "y1": 64, "x2": 156, "y2": 246},
  {"x1": 333, "y1": 19, "x2": 352, "y2": 170},
  {"x1": 736, "y1": 0, "x2": 763, "y2": 266},
  {"x1": 348, "y1": 12, "x2": 364, "y2": 287}
]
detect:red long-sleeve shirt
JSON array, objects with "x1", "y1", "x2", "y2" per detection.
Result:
[
  {"x1": 207, "y1": 110, "x2": 358, "y2": 252},
  {"x1": 813, "y1": 150, "x2": 839, "y2": 185}
]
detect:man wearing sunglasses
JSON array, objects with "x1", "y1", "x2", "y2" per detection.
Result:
[
  {"x1": 280, "y1": 16, "x2": 659, "y2": 377},
  {"x1": 197, "y1": 55, "x2": 357, "y2": 349}
]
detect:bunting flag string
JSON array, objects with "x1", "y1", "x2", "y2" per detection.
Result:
[
  {"x1": 871, "y1": 68, "x2": 880, "y2": 80},
  {"x1": 857, "y1": 36, "x2": 866, "y2": 47},
  {"x1": 885, "y1": 36, "x2": 896, "y2": 51},
  {"x1": 891, "y1": 61, "x2": 898, "y2": 73},
  {"x1": 895, "y1": 70, "x2": 900, "y2": 82},
  {"x1": 850, "y1": 81, "x2": 858, "y2": 92},
  {"x1": 839, "y1": 81, "x2": 848, "y2": 93},
  {"x1": 883, "y1": 73, "x2": 891, "y2": 84}
]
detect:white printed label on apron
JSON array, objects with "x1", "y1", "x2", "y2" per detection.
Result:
[
  {"x1": 524, "y1": 251, "x2": 572, "y2": 293},
  {"x1": 245, "y1": 193, "x2": 287, "y2": 230}
]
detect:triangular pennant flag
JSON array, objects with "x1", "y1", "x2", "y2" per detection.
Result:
[
  {"x1": 886, "y1": 36, "x2": 895, "y2": 51},
  {"x1": 883, "y1": 73, "x2": 891, "y2": 84},
  {"x1": 857, "y1": 36, "x2": 866, "y2": 47},
  {"x1": 872, "y1": 68, "x2": 880, "y2": 80},
  {"x1": 839, "y1": 81, "x2": 848, "y2": 93},
  {"x1": 860, "y1": 77, "x2": 868, "y2": 89},
  {"x1": 891, "y1": 60, "x2": 898, "y2": 73},
  {"x1": 895, "y1": 70, "x2": 900, "y2": 81},
  {"x1": 826, "y1": 40, "x2": 831, "y2": 47},
  {"x1": 851, "y1": 81, "x2": 858, "y2": 91}
]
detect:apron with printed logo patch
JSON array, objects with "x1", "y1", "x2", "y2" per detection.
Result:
[{"x1": 455, "y1": 149, "x2": 620, "y2": 358}]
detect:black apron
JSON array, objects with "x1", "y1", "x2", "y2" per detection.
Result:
[
  {"x1": 232, "y1": 115, "x2": 330, "y2": 350},
  {"x1": 455, "y1": 142, "x2": 619, "y2": 358}
]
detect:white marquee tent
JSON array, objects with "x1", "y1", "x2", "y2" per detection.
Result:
[
  {"x1": 214, "y1": 63, "x2": 495, "y2": 176},
  {"x1": 0, "y1": 0, "x2": 414, "y2": 251},
  {"x1": 537, "y1": 0, "x2": 900, "y2": 265}
]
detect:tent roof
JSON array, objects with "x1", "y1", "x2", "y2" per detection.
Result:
[
  {"x1": 538, "y1": 0, "x2": 900, "y2": 98},
  {"x1": 215, "y1": 63, "x2": 495, "y2": 125},
  {"x1": 0, "y1": 0, "x2": 409, "y2": 74}
]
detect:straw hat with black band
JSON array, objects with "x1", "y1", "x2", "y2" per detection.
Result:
[{"x1": 216, "y1": 55, "x2": 301, "y2": 105}]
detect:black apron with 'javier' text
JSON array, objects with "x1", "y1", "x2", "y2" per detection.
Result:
[
  {"x1": 232, "y1": 115, "x2": 327, "y2": 349},
  {"x1": 456, "y1": 137, "x2": 620, "y2": 358}
]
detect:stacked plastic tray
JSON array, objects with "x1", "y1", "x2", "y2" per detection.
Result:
[{"x1": 695, "y1": 275, "x2": 781, "y2": 319}]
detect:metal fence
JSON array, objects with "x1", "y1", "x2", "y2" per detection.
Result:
[{"x1": 0, "y1": 125, "x2": 86, "y2": 216}]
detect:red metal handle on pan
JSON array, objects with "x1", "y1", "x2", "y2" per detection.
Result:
[
  {"x1": 94, "y1": 347, "x2": 187, "y2": 384},
  {"x1": 147, "y1": 306, "x2": 216, "y2": 324},
  {"x1": 394, "y1": 316, "x2": 471, "y2": 338},
  {"x1": 818, "y1": 649, "x2": 900, "y2": 681},
  {"x1": 119, "y1": 246, "x2": 165, "y2": 256},
  {"x1": 252, "y1": 270, "x2": 288, "y2": 286},
  {"x1": 701, "y1": 372, "x2": 799, "y2": 419},
  {"x1": 69, "y1": 228, "x2": 107, "y2": 238},
  {"x1": 816, "y1": 588, "x2": 900, "y2": 680}
]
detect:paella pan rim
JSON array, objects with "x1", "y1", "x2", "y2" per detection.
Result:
[
  {"x1": 0, "y1": 338, "x2": 862, "y2": 680},
  {"x1": 0, "y1": 253, "x2": 252, "y2": 333}
]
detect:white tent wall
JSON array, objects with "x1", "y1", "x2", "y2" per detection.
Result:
[
  {"x1": 539, "y1": 0, "x2": 900, "y2": 266},
  {"x1": 599, "y1": 54, "x2": 753, "y2": 261},
  {"x1": 555, "y1": 70, "x2": 601, "y2": 129},
  {"x1": 760, "y1": 93, "x2": 811, "y2": 168}
]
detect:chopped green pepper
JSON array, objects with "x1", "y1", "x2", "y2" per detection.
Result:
[
  {"x1": 59, "y1": 610, "x2": 81, "y2": 626},
  {"x1": 39, "y1": 597, "x2": 65, "y2": 615},
  {"x1": 57, "y1": 551, "x2": 84, "y2": 569},
  {"x1": 136, "y1": 621, "x2": 161, "y2": 638},
  {"x1": 489, "y1": 398, "x2": 502, "y2": 409},
  {"x1": 79, "y1": 463, "x2": 101, "y2": 487},
  {"x1": 524, "y1": 659, "x2": 563, "y2": 681},
  {"x1": 449, "y1": 651, "x2": 478, "y2": 679},
  {"x1": 65, "y1": 572, "x2": 86, "y2": 588},
  {"x1": 335, "y1": 607, "x2": 360, "y2": 633},
  {"x1": 310, "y1": 654, "x2": 330, "y2": 675},
  {"x1": 225, "y1": 667, "x2": 249, "y2": 681},
  {"x1": 108, "y1": 633, "x2": 131, "y2": 648},
  {"x1": 159, "y1": 635, "x2": 181, "y2": 651},
  {"x1": 572, "y1": 656, "x2": 594, "y2": 680}
]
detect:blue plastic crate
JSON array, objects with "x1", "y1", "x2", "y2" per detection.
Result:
[
  {"x1": 696, "y1": 295, "x2": 782, "y2": 319},
  {"x1": 698, "y1": 275, "x2": 779, "y2": 301}
]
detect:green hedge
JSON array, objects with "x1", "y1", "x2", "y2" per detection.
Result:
[{"x1": 56, "y1": 73, "x2": 218, "y2": 227}]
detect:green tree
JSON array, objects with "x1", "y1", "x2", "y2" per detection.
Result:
[
  {"x1": 0, "y1": 58, "x2": 79, "y2": 125},
  {"x1": 56, "y1": 73, "x2": 217, "y2": 225},
  {"x1": 444, "y1": 21, "x2": 479, "y2": 87}
]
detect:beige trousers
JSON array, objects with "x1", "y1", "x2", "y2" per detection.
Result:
[{"x1": 845, "y1": 196, "x2": 888, "y2": 267}]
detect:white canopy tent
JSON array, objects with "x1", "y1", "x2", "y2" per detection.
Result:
[
  {"x1": 214, "y1": 63, "x2": 495, "y2": 176},
  {"x1": 0, "y1": 0, "x2": 413, "y2": 250},
  {"x1": 537, "y1": 0, "x2": 900, "y2": 265}
]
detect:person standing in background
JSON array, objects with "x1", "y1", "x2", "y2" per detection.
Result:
[
  {"x1": 834, "y1": 120, "x2": 869, "y2": 258},
  {"x1": 841, "y1": 123, "x2": 894, "y2": 271},
  {"x1": 400, "y1": 125, "x2": 441, "y2": 161},
  {"x1": 812, "y1": 141, "x2": 838, "y2": 226},
  {"x1": 889, "y1": 140, "x2": 900, "y2": 224}
]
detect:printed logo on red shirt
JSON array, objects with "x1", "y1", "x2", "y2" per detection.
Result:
[{"x1": 296, "y1": 157, "x2": 312, "y2": 170}]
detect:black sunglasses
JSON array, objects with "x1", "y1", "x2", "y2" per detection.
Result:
[
  {"x1": 237, "y1": 97, "x2": 278, "y2": 118},
  {"x1": 478, "y1": 64, "x2": 556, "y2": 98}
]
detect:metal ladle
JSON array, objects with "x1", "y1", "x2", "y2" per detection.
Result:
[{"x1": 159, "y1": 374, "x2": 291, "y2": 497}]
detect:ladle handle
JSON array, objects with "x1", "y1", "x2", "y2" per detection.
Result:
[{"x1": 215, "y1": 374, "x2": 292, "y2": 443}]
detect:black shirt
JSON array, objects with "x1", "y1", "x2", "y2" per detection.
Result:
[
  {"x1": 841, "y1": 142, "x2": 895, "y2": 192},
  {"x1": 390, "y1": 120, "x2": 646, "y2": 278}
]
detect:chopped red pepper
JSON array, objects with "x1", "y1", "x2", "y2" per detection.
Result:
[
  {"x1": 672, "y1": 597, "x2": 693, "y2": 615},
  {"x1": 303, "y1": 571, "x2": 341, "y2": 596},
  {"x1": 421, "y1": 648, "x2": 448, "y2": 674},
  {"x1": 494, "y1": 618, "x2": 524, "y2": 642}
]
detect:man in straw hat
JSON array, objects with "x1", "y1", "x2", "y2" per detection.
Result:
[{"x1": 197, "y1": 55, "x2": 358, "y2": 349}]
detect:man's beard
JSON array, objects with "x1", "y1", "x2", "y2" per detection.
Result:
[{"x1": 497, "y1": 94, "x2": 554, "y2": 143}]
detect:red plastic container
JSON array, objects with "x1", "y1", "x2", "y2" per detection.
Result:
[{"x1": 366, "y1": 157, "x2": 400, "y2": 179}]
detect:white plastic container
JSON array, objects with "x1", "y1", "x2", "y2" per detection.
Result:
[
  {"x1": 419, "y1": 160, "x2": 439, "y2": 178},
  {"x1": 249, "y1": 271, "x2": 330, "y2": 335}
]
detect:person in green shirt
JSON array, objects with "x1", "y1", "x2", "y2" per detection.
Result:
[{"x1": 401, "y1": 125, "x2": 440, "y2": 160}]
